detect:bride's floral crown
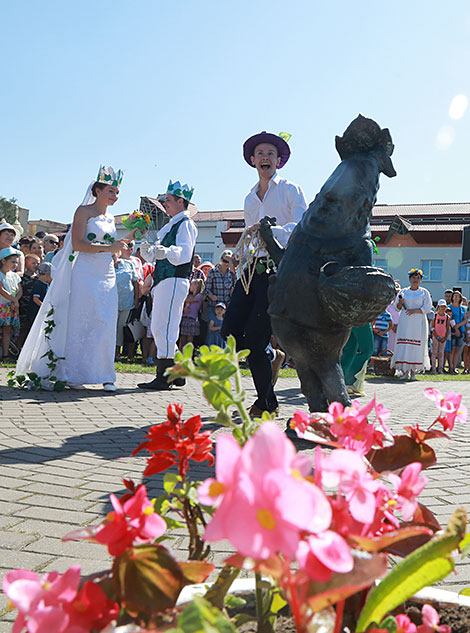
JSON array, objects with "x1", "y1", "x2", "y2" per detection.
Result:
[{"x1": 96, "y1": 165, "x2": 124, "y2": 187}]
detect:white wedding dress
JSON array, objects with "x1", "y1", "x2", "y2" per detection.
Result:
[{"x1": 16, "y1": 213, "x2": 118, "y2": 386}]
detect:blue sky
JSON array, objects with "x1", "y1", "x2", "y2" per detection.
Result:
[{"x1": 2, "y1": 1, "x2": 470, "y2": 223}]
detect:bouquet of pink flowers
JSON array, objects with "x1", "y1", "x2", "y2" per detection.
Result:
[{"x1": 121, "y1": 210, "x2": 151, "y2": 240}]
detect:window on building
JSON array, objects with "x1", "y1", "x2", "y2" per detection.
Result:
[
  {"x1": 458, "y1": 261, "x2": 470, "y2": 282},
  {"x1": 374, "y1": 258, "x2": 388, "y2": 271},
  {"x1": 421, "y1": 260, "x2": 443, "y2": 282},
  {"x1": 197, "y1": 252, "x2": 213, "y2": 263}
]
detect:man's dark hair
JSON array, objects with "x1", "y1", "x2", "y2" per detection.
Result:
[
  {"x1": 35, "y1": 231, "x2": 46, "y2": 239},
  {"x1": 252, "y1": 143, "x2": 279, "y2": 159}
]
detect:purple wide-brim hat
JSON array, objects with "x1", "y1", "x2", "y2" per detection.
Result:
[{"x1": 243, "y1": 131, "x2": 291, "y2": 168}]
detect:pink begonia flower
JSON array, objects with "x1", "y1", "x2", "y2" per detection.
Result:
[
  {"x1": 320, "y1": 449, "x2": 379, "y2": 524},
  {"x1": 417, "y1": 603, "x2": 451, "y2": 633},
  {"x1": 203, "y1": 423, "x2": 330, "y2": 559},
  {"x1": 3, "y1": 566, "x2": 81, "y2": 615},
  {"x1": 396, "y1": 613, "x2": 417, "y2": 633},
  {"x1": 424, "y1": 388, "x2": 467, "y2": 430},
  {"x1": 388, "y1": 462, "x2": 428, "y2": 521},
  {"x1": 325, "y1": 399, "x2": 386, "y2": 455},
  {"x1": 198, "y1": 434, "x2": 242, "y2": 508},
  {"x1": 242, "y1": 422, "x2": 312, "y2": 481},
  {"x1": 4, "y1": 567, "x2": 80, "y2": 633},
  {"x1": 122, "y1": 485, "x2": 167, "y2": 543},
  {"x1": 424, "y1": 388, "x2": 461, "y2": 414},
  {"x1": 64, "y1": 486, "x2": 166, "y2": 556},
  {"x1": 373, "y1": 399, "x2": 392, "y2": 436},
  {"x1": 296, "y1": 530, "x2": 353, "y2": 581},
  {"x1": 291, "y1": 410, "x2": 311, "y2": 438}
]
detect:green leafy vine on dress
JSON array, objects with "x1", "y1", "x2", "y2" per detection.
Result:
[{"x1": 7, "y1": 306, "x2": 66, "y2": 391}]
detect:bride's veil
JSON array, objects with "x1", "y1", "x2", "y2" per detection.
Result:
[{"x1": 16, "y1": 184, "x2": 96, "y2": 383}]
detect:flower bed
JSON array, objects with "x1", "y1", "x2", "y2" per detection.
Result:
[{"x1": 4, "y1": 339, "x2": 470, "y2": 633}]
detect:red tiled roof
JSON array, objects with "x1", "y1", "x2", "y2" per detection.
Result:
[
  {"x1": 193, "y1": 210, "x2": 243, "y2": 222},
  {"x1": 373, "y1": 224, "x2": 465, "y2": 232},
  {"x1": 373, "y1": 202, "x2": 470, "y2": 217}
]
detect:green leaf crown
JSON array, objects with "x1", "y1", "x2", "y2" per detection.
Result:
[
  {"x1": 96, "y1": 165, "x2": 124, "y2": 188},
  {"x1": 166, "y1": 179, "x2": 194, "y2": 202}
]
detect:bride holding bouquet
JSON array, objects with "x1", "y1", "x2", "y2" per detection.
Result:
[{"x1": 16, "y1": 166, "x2": 135, "y2": 391}]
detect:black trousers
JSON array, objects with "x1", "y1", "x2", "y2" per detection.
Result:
[{"x1": 221, "y1": 271, "x2": 277, "y2": 411}]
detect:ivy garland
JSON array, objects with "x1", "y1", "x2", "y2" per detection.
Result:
[{"x1": 7, "y1": 306, "x2": 66, "y2": 391}]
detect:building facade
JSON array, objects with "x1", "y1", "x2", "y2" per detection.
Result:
[
  {"x1": 371, "y1": 203, "x2": 470, "y2": 300},
  {"x1": 113, "y1": 199, "x2": 470, "y2": 301}
]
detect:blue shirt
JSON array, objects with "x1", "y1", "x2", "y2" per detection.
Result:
[
  {"x1": 373, "y1": 312, "x2": 392, "y2": 339},
  {"x1": 116, "y1": 259, "x2": 138, "y2": 310}
]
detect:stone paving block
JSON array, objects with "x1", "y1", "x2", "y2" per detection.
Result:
[
  {"x1": 1, "y1": 531, "x2": 38, "y2": 549},
  {"x1": 14, "y1": 494, "x2": 92, "y2": 512},
  {"x1": 12, "y1": 506, "x2": 101, "y2": 525},
  {"x1": 0, "y1": 550, "x2": 55, "y2": 571},
  {"x1": 0, "y1": 501, "x2": 29, "y2": 516},
  {"x1": 0, "y1": 488, "x2": 31, "y2": 502},
  {"x1": 16, "y1": 482, "x2": 87, "y2": 498},
  {"x1": 23, "y1": 472, "x2": 87, "y2": 488},
  {"x1": 24, "y1": 536, "x2": 109, "y2": 560},
  {"x1": 40, "y1": 556, "x2": 111, "y2": 576},
  {"x1": 8, "y1": 519, "x2": 74, "y2": 538}
]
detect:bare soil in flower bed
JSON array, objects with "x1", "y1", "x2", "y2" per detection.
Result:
[
  {"x1": 403, "y1": 600, "x2": 470, "y2": 633},
  {"x1": 230, "y1": 594, "x2": 470, "y2": 632}
]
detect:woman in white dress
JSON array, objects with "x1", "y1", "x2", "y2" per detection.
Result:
[
  {"x1": 391, "y1": 268, "x2": 432, "y2": 381},
  {"x1": 16, "y1": 166, "x2": 133, "y2": 391}
]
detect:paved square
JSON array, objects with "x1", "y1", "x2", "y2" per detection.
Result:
[{"x1": 1, "y1": 368, "x2": 470, "y2": 630}]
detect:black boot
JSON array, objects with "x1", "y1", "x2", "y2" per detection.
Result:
[{"x1": 137, "y1": 358, "x2": 174, "y2": 390}]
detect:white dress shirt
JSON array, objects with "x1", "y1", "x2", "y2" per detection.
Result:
[
  {"x1": 140, "y1": 210, "x2": 198, "y2": 265},
  {"x1": 243, "y1": 173, "x2": 308, "y2": 253}
]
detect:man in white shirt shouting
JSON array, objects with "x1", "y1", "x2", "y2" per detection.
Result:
[{"x1": 221, "y1": 131, "x2": 308, "y2": 417}]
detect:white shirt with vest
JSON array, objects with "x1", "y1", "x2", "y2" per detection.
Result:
[
  {"x1": 140, "y1": 210, "x2": 197, "y2": 265},
  {"x1": 139, "y1": 210, "x2": 198, "y2": 359}
]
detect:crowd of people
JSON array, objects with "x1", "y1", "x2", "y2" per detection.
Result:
[
  {"x1": 1, "y1": 130, "x2": 469, "y2": 414},
  {"x1": 368, "y1": 269, "x2": 469, "y2": 383}
]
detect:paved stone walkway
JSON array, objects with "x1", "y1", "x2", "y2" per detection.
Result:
[{"x1": 1, "y1": 368, "x2": 470, "y2": 629}]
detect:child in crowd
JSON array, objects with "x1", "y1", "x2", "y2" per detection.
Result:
[
  {"x1": 443, "y1": 306, "x2": 457, "y2": 372},
  {"x1": 431, "y1": 299, "x2": 450, "y2": 373},
  {"x1": 140, "y1": 272, "x2": 156, "y2": 365},
  {"x1": 0, "y1": 247, "x2": 22, "y2": 360},
  {"x1": 17, "y1": 254, "x2": 41, "y2": 348},
  {"x1": 28, "y1": 263, "x2": 52, "y2": 326},
  {"x1": 371, "y1": 310, "x2": 392, "y2": 356},
  {"x1": 463, "y1": 327, "x2": 470, "y2": 374},
  {"x1": 114, "y1": 247, "x2": 139, "y2": 360},
  {"x1": 179, "y1": 278, "x2": 204, "y2": 350},
  {"x1": 207, "y1": 302, "x2": 226, "y2": 348}
]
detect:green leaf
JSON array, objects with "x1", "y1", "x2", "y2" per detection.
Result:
[
  {"x1": 460, "y1": 588, "x2": 470, "y2": 596},
  {"x1": 112, "y1": 543, "x2": 186, "y2": 613},
  {"x1": 179, "y1": 560, "x2": 214, "y2": 584},
  {"x1": 270, "y1": 591, "x2": 287, "y2": 614},
  {"x1": 224, "y1": 595, "x2": 246, "y2": 609},
  {"x1": 177, "y1": 597, "x2": 237, "y2": 632},
  {"x1": 356, "y1": 508, "x2": 467, "y2": 632},
  {"x1": 164, "y1": 472, "x2": 181, "y2": 494},
  {"x1": 202, "y1": 380, "x2": 232, "y2": 410},
  {"x1": 460, "y1": 532, "x2": 470, "y2": 558}
]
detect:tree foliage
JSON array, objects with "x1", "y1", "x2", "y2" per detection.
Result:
[{"x1": 0, "y1": 196, "x2": 18, "y2": 224}]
